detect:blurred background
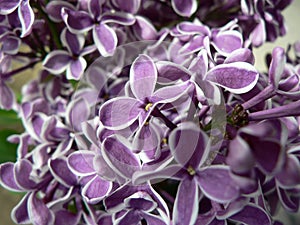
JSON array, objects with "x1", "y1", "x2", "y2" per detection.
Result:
[{"x1": 0, "y1": 1, "x2": 300, "y2": 224}]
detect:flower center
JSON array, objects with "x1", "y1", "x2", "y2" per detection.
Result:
[
  {"x1": 187, "y1": 165, "x2": 196, "y2": 176},
  {"x1": 145, "y1": 103, "x2": 153, "y2": 111}
]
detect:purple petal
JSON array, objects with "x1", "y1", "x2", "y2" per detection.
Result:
[
  {"x1": 268, "y1": 47, "x2": 286, "y2": 88},
  {"x1": 49, "y1": 157, "x2": 77, "y2": 187},
  {"x1": 152, "y1": 81, "x2": 193, "y2": 104},
  {"x1": 0, "y1": 0, "x2": 20, "y2": 14},
  {"x1": 133, "y1": 164, "x2": 184, "y2": 185},
  {"x1": 14, "y1": 159, "x2": 37, "y2": 190},
  {"x1": 66, "y1": 57, "x2": 87, "y2": 80},
  {"x1": 0, "y1": 81, "x2": 15, "y2": 109},
  {"x1": 189, "y1": 49, "x2": 208, "y2": 80},
  {"x1": 40, "y1": 116, "x2": 57, "y2": 141},
  {"x1": 173, "y1": 178, "x2": 199, "y2": 225},
  {"x1": 130, "y1": 54, "x2": 157, "y2": 100},
  {"x1": 11, "y1": 193, "x2": 30, "y2": 224},
  {"x1": 61, "y1": 8, "x2": 93, "y2": 33},
  {"x1": 278, "y1": 74, "x2": 299, "y2": 92},
  {"x1": 45, "y1": 1, "x2": 76, "y2": 22},
  {"x1": 99, "y1": 97, "x2": 141, "y2": 130},
  {"x1": 104, "y1": 184, "x2": 137, "y2": 211},
  {"x1": 169, "y1": 122, "x2": 209, "y2": 168},
  {"x1": 112, "y1": 0, "x2": 141, "y2": 13},
  {"x1": 180, "y1": 35, "x2": 205, "y2": 54},
  {"x1": 124, "y1": 191, "x2": 157, "y2": 211},
  {"x1": 224, "y1": 48, "x2": 255, "y2": 64},
  {"x1": 254, "y1": 140, "x2": 285, "y2": 174},
  {"x1": 81, "y1": 121, "x2": 99, "y2": 147},
  {"x1": 177, "y1": 22, "x2": 210, "y2": 35},
  {"x1": 142, "y1": 212, "x2": 167, "y2": 225},
  {"x1": 18, "y1": 0, "x2": 34, "y2": 37},
  {"x1": 212, "y1": 30, "x2": 243, "y2": 55},
  {"x1": 93, "y1": 23, "x2": 117, "y2": 57},
  {"x1": 171, "y1": 0, "x2": 197, "y2": 17},
  {"x1": 216, "y1": 197, "x2": 249, "y2": 220},
  {"x1": 229, "y1": 203, "x2": 271, "y2": 225},
  {"x1": 0, "y1": 162, "x2": 22, "y2": 191},
  {"x1": 97, "y1": 213, "x2": 114, "y2": 225},
  {"x1": 82, "y1": 175, "x2": 112, "y2": 204},
  {"x1": 68, "y1": 151, "x2": 95, "y2": 176},
  {"x1": 277, "y1": 188, "x2": 299, "y2": 212},
  {"x1": 115, "y1": 210, "x2": 141, "y2": 225},
  {"x1": 54, "y1": 210, "x2": 81, "y2": 225},
  {"x1": 205, "y1": 62, "x2": 259, "y2": 94},
  {"x1": 156, "y1": 61, "x2": 190, "y2": 84},
  {"x1": 276, "y1": 155, "x2": 300, "y2": 188},
  {"x1": 227, "y1": 136, "x2": 255, "y2": 174},
  {"x1": 197, "y1": 165, "x2": 240, "y2": 203},
  {"x1": 207, "y1": 219, "x2": 226, "y2": 225},
  {"x1": 29, "y1": 113, "x2": 45, "y2": 139},
  {"x1": 66, "y1": 98, "x2": 90, "y2": 131},
  {"x1": 93, "y1": 154, "x2": 118, "y2": 181},
  {"x1": 102, "y1": 11, "x2": 136, "y2": 25},
  {"x1": 2, "y1": 36, "x2": 21, "y2": 54},
  {"x1": 132, "y1": 124, "x2": 161, "y2": 157},
  {"x1": 61, "y1": 28, "x2": 84, "y2": 55},
  {"x1": 102, "y1": 135, "x2": 140, "y2": 179},
  {"x1": 250, "y1": 19, "x2": 266, "y2": 47},
  {"x1": 28, "y1": 193, "x2": 55, "y2": 225},
  {"x1": 238, "y1": 135, "x2": 285, "y2": 175},
  {"x1": 132, "y1": 16, "x2": 157, "y2": 40},
  {"x1": 43, "y1": 50, "x2": 71, "y2": 74},
  {"x1": 87, "y1": 0, "x2": 103, "y2": 20}
]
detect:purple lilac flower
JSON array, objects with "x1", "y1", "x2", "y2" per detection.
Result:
[
  {"x1": 0, "y1": 0, "x2": 34, "y2": 37},
  {"x1": 1, "y1": 1, "x2": 300, "y2": 225},
  {"x1": 61, "y1": 0, "x2": 135, "y2": 56},
  {"x1": 43, "y1": 28, "x2": 96, "y2": 80}
]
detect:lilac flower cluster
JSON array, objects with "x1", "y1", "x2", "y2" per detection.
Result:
[{"x1": 0, "y1": 0, "x2": 298, "y2": 225}]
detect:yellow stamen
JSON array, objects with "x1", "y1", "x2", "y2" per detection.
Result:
[
  {"x1": 162, "y1": 138, "x2": 167, "y2": 144},
  {"x1": 145, "y1": 103, "x2": 153, "y2": 111},
  {"x1": 187, "y1": 165, "x2": 196, "y2": 176}
]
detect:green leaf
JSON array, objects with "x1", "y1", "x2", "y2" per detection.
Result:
[
  {"x1": 0, "y1": 130, "x2": 17, "y2": 163},
  {"x1": 0, "y1": 109, "x2": 22, "y2": 130}
]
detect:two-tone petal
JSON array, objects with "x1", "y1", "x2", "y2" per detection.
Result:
[{"x1": 205, "y1": 62, "x2": 259, "y2": 94}]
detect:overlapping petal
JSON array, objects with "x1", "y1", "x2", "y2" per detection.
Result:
[
  {"x1": 68, "y1": 151, "x2": 95, "y2": 176},
  {"x1": 0, "y1": 0, "x2": 20, "y2": 14},
  {"x1": 61, "y1": 8, "x2": 94, "y2": 33},
  {"x1": 18, "y1": 0, "x2": 34, "y2": 37},
  {"x1": 82, "y1": 175, "x2": 112, "y2": 204},
  {"x1": 130, "y1": 54, "x2": 157, "y2": 100},
  {"x1": 196, "y1": 165, "x2": 240, "y2": 203},
  {"x1": 43, "y1": 50, "x2": 71, "y2": 74},
  {"x1": 173, "y1": 178, "x2": 199, "y2": 225},
  {"x1": 99, "y1": 97, "x2": 141, "y2": 130},
  {"x1": 169, "y1": 122, "x2": 209, "y2": 168},
  {"x1": 93, "y1": 23, "x2": 117, "y2": 57},
  {"x1": 205, "y1": 62, "x2": 259, "y2": 94},
  {"x1": 171, "y1": 0, "x2": 197, "y2": 17},
  {"x1": 102, "y1": 135, "x2": 141, "y2": 179}
]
